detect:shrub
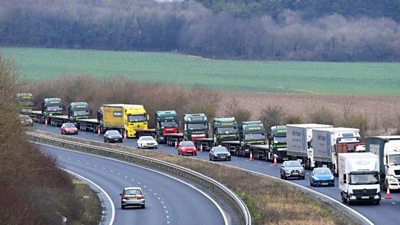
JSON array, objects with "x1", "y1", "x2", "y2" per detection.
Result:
[
  {"x1": 309, "y1": 106, "x2": 337, "y2": 125},
  {"x1": 224, "y1": 97, "x2": 251, "y2": 122},
  {"x1": 259, "y1": 105, "x2": 286, "y2": 133}
]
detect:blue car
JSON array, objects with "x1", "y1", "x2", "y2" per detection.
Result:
[{"x1": 310, "y1": 167, "x2": 335, "y2": 187}]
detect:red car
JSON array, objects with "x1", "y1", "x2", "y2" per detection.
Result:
[
  {"x1": 177, "y1": 141, "x2": 197, "y2": 156},
  {"x1": 61, "y1": 122, "x2": 78, "y2": 135}
]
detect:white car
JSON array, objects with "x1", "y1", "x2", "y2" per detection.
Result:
[{"x1": 137, "y1": 136, "x2": 158, "y2": 149}]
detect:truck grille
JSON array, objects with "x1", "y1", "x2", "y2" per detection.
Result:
[
  {"x1": 394, "y1": 170, "x2": 400, "y2": 175},
  {"x1": 352, "y1": 189, "x2": 377, "y2": 196}
]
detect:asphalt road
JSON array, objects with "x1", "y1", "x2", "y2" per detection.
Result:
[
  {"x1": 39, "y1": 143, "x2": 226, "y2": 225},
  {"x1": 34, "y1": 123, "x2": 400, "y2": 225}
]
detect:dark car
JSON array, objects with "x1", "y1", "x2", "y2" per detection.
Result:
[
  {"x1": 209, "y1": 146, "x2": 231, "y2": 161},
  {"x1": 310, "y1": 167, "x2": 335, "y2": 187},
  {"x1": 280, "y1": 160, "x2": 305, "y2": 180},
  {"x1": 61, "y1": 122, "x2": 78, "y2": 135},
  {"x1": 104, "y1": 130, "x2": 123, "y2": 143},
  {"x1": 177, "y1": 141, "x2": 197, "y2": 156}
]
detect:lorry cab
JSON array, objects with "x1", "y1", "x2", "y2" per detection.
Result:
[
  {"x1": 240, "y1": 121, "x2": 266, "y2": 145},
  {"x1": 339, "y1": 153, "x2": 381, "y2": 205},
  {"x1": 366, "y1": 136, "x2": 400, "y2": 190},
  {"x1": 184, "y1": 113, "x2": 209, "y2": 141},
  {"x1": 155, "y1": 110, "x2": 179, "y2": 142},
  {"x1": 42, "y1": 98, "x2": 64, "y2": 116},
  {"x1": 212, "y1": 117, "x2": 239, "y2": 144},
  {"x1": 68, "y1": 102, "x2": 92, "y2": 121},
  {"x1": 15, "y1": 92, "x2": 34, "y2": 113}
]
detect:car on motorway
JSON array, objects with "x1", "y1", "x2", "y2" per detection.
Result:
[
  {"x1": 310, "y1": 167, "x2": 335, "y2": 187},
  {"x1": 280, "y1": 160, "x2": 305, "y2": 180},
  {"x1": 19, "y1": 114, "x2": 33, "y2": 126},
  {"x1": 104, "y1": 130, "x2": 123, "y2": 143},
  {"x1": 137, "y1": 136, "x2": 158, "y2": 149},
  {"x1": 177, "y1": 141, "x2": 197, "y2": 156},
  {"x1": 60, "y1": 122, "x2": 78, "y2": 135},
  {"x1": 120, "y1": 187, "x2": 145, "y2": 209},
  {"x1": 209, "y1": 146, "x2": 231, "y2": 161}
]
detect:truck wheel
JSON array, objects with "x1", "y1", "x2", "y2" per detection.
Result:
[{"x1": 341, "y1": 195, "x2": 347, "y2": 203}]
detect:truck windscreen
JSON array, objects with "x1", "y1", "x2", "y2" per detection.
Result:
[
  {"x1": 389, "y1": 154, "x2": 400, "y2": 166},
  {"x1": 47, "y1": 106, "x2": 63, "y2": 111},
  {"x1": 188, "y1": 123, "x2": 207, "y2": 130},
  {"x1": 161, "y1": 121, "x2": 177, "y2": 128},
  {"x1": 244, "y1": 133, "x2": 265, "y2": 140},
  {"x1": 128, "y1": 114, "x2": 147, "y2": 122},
  {"x1": 217, "y1": 127, "x2": 238, "y2": 134},
  {"x1": 350, "y1": 173, "x2": 379, "y2": 185}
]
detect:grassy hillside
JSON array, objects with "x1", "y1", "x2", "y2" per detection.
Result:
[{"x1": 4, "y1": 47, "x2": 400, "y2": 96}]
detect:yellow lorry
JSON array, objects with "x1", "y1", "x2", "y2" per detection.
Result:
[{"x1": 99, "y1": 104, "x2": 149, "y2": 138}]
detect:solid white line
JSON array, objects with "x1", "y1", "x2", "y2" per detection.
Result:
[
  {"x1": 38, "y1": 143, "x2": 228, "y2": 225},
  {"x1": 62, "y1": 168, "x2": 115, "y2": 225}
]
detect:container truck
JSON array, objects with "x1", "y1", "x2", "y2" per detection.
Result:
[
  {"x1": 338, "y1": 153, "x2": 381, "y2": 205},
  {"x1": 366, "y1": 136, "x2": 400, "y2": 190},
  {"x1": 97, "y1": 104, "x2": 149, "y2": 138},
  {"x1": 183, "y1": 113, "x2": 209, "y2": 141},
  {"x1": 15, "y1": 92, "x2": 34, "y2": 114},
  {"x1": 312, "y1": 127, "x2": 361, "y2": 175},
  {"x1": 136, "y1": 110, "x2": 179, "y2": 142},
  {"x1": 286, "y1": 124, "x2": 333, "y2": 169},
  {"x1": 194, "y1": 117, "x2": 240, "y2": 153}
]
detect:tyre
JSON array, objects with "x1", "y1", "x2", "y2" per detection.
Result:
[
  {"x1": 142, "y1": 204, "x2": 146, "y2": 209},
  {"x1": 121, "y1": 205, "x2": 125, "y2": 209},
  {"x1": 209, "y1": 157, "x2": 212, "y2": 161},
  {"x1": 228, "y1": 157, "x2": 231, "y2": 161},
  {"x1": 301, "y1": 176, "x2": 305, "y2": 180},
  {"x1": 104, "y1": 139, "x2": 107, "y2": 143},
  {"x1": 341, "y1": 196, "x2": 347, "y2": 203}
]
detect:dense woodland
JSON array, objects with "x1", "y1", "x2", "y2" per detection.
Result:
[{"x1": 0, "y1": 0, "x2": 399, "y2": 61}]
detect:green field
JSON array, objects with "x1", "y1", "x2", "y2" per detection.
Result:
[{"x1": 3, "y1": 47, "x2": 400, "y2": 95}]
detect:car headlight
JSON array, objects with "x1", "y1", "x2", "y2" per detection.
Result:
[
  {"x1": 329, "y1": 175, "x2": 334, "y2": 180},
  {"x1": 227, "y1": 153, "x2": 231, "y2": 156},
  {"x1": 350, "y1": 195, "x2": 357, "y2": 200},
  {"x1": 374, "y1": 194, "x2": 380, "y2": 199},
  {"x1": 313, "y1": 176, "x2": 319, "y2": 180}
]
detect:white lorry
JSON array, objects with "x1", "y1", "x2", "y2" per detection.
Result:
[
  {"x1": 338, "y1": 153, "x2": 380, "y2": 205},
  {"x1": 366, "y1": 136, "x2": 400, "y2": 190},
  {"x1": 312, "y1": 127, "x2": 361, "y2": 175},
  {"x1": 286, "y1": 124, "x2": 332, "y2": 169}
]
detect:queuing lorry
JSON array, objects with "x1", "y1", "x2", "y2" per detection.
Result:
[
  {"x1": 366, "y1": 136, "x2": 400, "y2": 190},
  {"x1": 183, "y1": 113, "x2": 209, "y2": 141},
  {"x1": 312, "y1": 127, "x2": 361, "y2": 175},
  {"x1": 96, "y1": 104, "x2": 149, "y2": 138},
  {"x1": 29, "y1": 97, "x2": 65, "y2": 123},
  {"x1": 338, "y1": 153, "x2": 381, "y2": 205},
  {"x1": 287, "y1": 124, "x2": 333, "y2": 169},
  {"x1": 137, "y1": 110, "x2": 180, "y2": 143},
  {"x1": 15, "y1": 92, "x2": 35, "y2": 113},
  {"x1": 194, "y1": 117, "x2": 240, "y2": 153},
  {"x1": 240, "y1": 124, "x2": 289, "y2": 161},
  {"x1": 238, "y1": 121, "x2": 267, "y2": 158},
  {"x1": 46, "y1": 102, "x2": 92, "y2": 127}
]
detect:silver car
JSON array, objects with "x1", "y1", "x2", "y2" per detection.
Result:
[
  {"x1": 280, "y1": 160, "x2": 305, "y2": 180},
  {"x1": 120, "y1": 187, "x2": 145, "y2": 209}
]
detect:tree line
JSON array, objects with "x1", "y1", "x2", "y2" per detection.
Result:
[{"x1": 0, "y1": 0, "x2": 399, "y2": 61}]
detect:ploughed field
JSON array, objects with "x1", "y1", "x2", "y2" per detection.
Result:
[{"x1": 3, "y1": 47, "x2": 400, "y2": 96}]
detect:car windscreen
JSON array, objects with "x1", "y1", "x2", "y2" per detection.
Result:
[
  {"x1": 64, "y1": 123, "x2": 75, "y2": 128},
  {"x1": 285, "y1": 161, "x2": 301, "y2": 167},
  {"x1": 107, "y1": 130, "x2": 120, "y2": 136},
  {"x1": 141, "y1": 137, "x2": 154, "y2": 141},
  {"x1": 181, "y1": 142, "x2": 194, "y2": 147},
  {"x1": 214, "y1": 147, "x2": 228, "y2": 153},
  {"x1": 125, "y1": 189, "x2": 142, "y2": 195},
  {"x1": 313, "y1": 168, "x2": 332, "y2": 175}
]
